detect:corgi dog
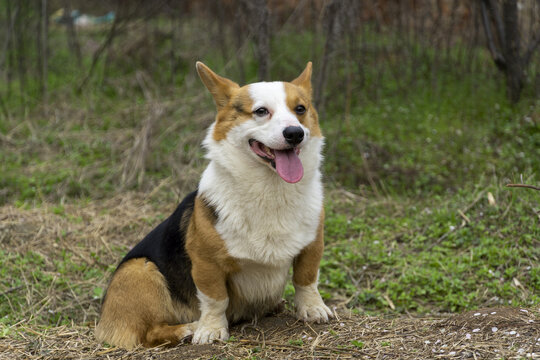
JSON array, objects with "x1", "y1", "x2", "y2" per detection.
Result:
[{"x1": 95, "y1": 62, "x2": 332, "y2": 348}]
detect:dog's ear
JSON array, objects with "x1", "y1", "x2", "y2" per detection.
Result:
[
  {"x1": 196, "y1": 62, "x2": 239, "y2": 110},
  {"x1": 291, "y1": 62, "x2": 313, "y2": 97}
]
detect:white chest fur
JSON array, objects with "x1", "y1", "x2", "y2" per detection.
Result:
[
  {"x1": 199, "y1": 126, "x2": 324, "y2": 264},
  {"x1": 230, "y1": 260, "x2": 290, "y2": 303},
  {"x1": 199, "y1": 160, "x2": 323, "y2": 264}
]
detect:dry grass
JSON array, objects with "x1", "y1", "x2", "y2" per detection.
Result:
[
  {"x1": 0, "y1": 308, "x2": 539, "y2": 359},
  {"x1": 1, "y1": 194, "x2": 539, "y2": 359},
  {"x1": 0, "y1": 193, "x2": 169, "y2": 327}
]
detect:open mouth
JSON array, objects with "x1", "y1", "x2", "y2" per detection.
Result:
[{"x1": 249, "y1": 139, "x2": 303, "y2": 183}]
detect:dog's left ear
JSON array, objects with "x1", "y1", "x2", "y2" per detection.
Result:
[
  {"x1": 291, "y1": 62, "x2": 313, "y2": 97},
  {"x1": 196, "y1": 62, "x2": 240, "y2": 110}
]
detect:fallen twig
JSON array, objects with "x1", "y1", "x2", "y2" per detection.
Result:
[{"x1": 506, "y1": 183, "x2": 540, "y2": 191}]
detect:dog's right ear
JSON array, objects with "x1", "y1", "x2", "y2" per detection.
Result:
[{"x1": 196, "y1": 62, "x2": 239, "y2": 110}]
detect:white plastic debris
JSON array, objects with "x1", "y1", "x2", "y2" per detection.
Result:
[
  {"x1": 492, "y1": 327, "x2": 498, "y2": 333},
  {"x1": 472, "y1": 328, "x2": 480, "y2": 333}
]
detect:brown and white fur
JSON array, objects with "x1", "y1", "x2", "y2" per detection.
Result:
[{"x1": 95, "y1": 62, "x2": 332, "y2": 348}]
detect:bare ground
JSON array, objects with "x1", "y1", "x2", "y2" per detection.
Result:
[
  {"x1": 0, "y1": 195, "x2": 539, "y2": 359},
  {"x1": 1, "y1": 307, "x2": 539, "y2": 359}
]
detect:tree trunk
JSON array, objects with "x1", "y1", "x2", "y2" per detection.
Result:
[
  {"x1": 41, "y1": 0, "x2": 48, "y2": 104},
  {"x1": 480, "y1": 0, "x2": 536, "y2": 104},
  {"x1": 502, "y1": 0, "x2": 522, "y2": 104},
  {"x1": 240, "y1": 0, "x2": 271, "y2": 81},
  {"x1": 316, "y1": 0, "x2": 342, "y2": 111},
  {"x1": 14, "y1": 0, "x2": 27, "y2": 106},
  {"x1": 254, "y1": 0, "x2": 270, "y2": 81}
]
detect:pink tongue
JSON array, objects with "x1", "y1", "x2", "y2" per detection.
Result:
[{"x1": 274, "y1": 149, "x2": 304, "y2": 183}]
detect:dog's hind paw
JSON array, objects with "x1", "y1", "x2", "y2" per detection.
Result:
[{"x1": 192, "y1": 325, "x2": 229, "y2": 344}]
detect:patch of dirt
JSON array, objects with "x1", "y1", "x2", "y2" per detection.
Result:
[{"x1": 1, "y1": 308, "x2": 539, "y2": 359}]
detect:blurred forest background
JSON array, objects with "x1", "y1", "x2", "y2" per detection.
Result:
[
  {"x1": 0, "y1": 0, "x2": 539, "y2": 347},
  {"x1": 1, "y1": 0, "x2": 539, "y2": 198}
]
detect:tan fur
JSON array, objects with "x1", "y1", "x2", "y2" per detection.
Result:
[
  {"x1": 292, "y1": 209, "x2": 325, "y2": 287},
  {"x1": 196, "y1": 62, "x2": 254, "y2": 142},
  {"x1": 95, "y1": 258, "x2": 198, "y2": 349},
  {"x1": 144, "y1": 323, "x2": 197, "y2": 348},
  {"x1": 212, "y1": 88, "x2": 254, "y2": 141},
  {"x1": 186, "y1": 197, "x2": 240, "y2": 300},
  {"x1": 291, "y1": 62, "x2": 313, "y2": 96},
  {"x1": 283, "y1": 82, "x2": 322, "y2": 138},
  {"x1": 196, "y1": 62, "x2": 239, "y2": 110}
]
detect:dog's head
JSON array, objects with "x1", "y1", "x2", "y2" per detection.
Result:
[{"x1": 196, "y1": 62, "x2": 322, "y2": 184}]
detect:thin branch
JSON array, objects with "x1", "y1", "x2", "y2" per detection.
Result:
[
  {"x1": 506, "y1": 183, "x2": 540, "y2": 191},
  {"x1": 77, "y1": 12, "x2": 122, "y2": 92},
  {"x1": 76, "y1": 1, "x2": 168, "y2": 92},
  {"x1": 63, "y1": 0, "x2": 82, "y2": 67}
]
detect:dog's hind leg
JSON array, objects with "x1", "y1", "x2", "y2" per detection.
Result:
[
  {"x1": 144, "y1": 322, "x2": 197, "y2": 347},
  {"x1": 96, "y1": 258, "x2": 198, "y2": 349}
]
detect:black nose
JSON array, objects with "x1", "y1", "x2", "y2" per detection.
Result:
[{"x1": 283, "y1": 126, "x2": 304, "y2": 146}]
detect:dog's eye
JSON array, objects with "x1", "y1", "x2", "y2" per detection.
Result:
[
  {"x1": 294, "y1": 105, "x2": 306, "y2": 115},
  {"x1": 254, "y1": 107, "x2": 269, "y2": 117}
]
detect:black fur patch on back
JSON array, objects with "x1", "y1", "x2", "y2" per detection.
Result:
[{"x1": 119, "y1": 190, "x2": 198, "y2": 305}]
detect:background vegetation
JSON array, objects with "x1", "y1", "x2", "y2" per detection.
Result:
[{"x1": 0, "y1": 0, "x2": 539, "y2": 342}]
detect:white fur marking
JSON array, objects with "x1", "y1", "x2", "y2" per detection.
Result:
[
  {"x1": 192, "y1": 291, "x2": 229, "y2": 344},
  {"x1": 200, "y1": 119, "x2": 324, "y2": 265},
  {"x1": 248, "y1": 82, "x2": 309, "y2": 150},
  {"x1": 294, "y1": 281, "x2": 333, "y2": 323},
  {"x1": 230, "y1": 260, "x2": 289, "y2": 304}
]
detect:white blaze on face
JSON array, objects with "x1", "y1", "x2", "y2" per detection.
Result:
[{"x1": 247, "y1": 82, "x2": 309, "y2": 183}]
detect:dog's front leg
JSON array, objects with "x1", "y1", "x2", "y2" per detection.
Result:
[
  {"x1": 292, "y1": 211, "x2": 333, "y2": 323},
  {"x1": 191, "y1": 259, "x2": 229, "y2": 344}
]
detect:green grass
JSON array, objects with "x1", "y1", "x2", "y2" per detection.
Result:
[
  {"x1": 0, "y1": 20, "x2": 539, "y2": 329},
  {"x1": 321, "y1": 185, "x2": 539, "y2": 313}
]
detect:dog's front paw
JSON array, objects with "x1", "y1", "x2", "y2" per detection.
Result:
[
  {"x1": 192, "y1": 324, "x2": 229, "y2": 344},
  {"x1": 294, "y1": 284, "x2": 334, "y2": 323},
  {"x1": 296, "y1": 300, "x2": 333, "y2": 323}
]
